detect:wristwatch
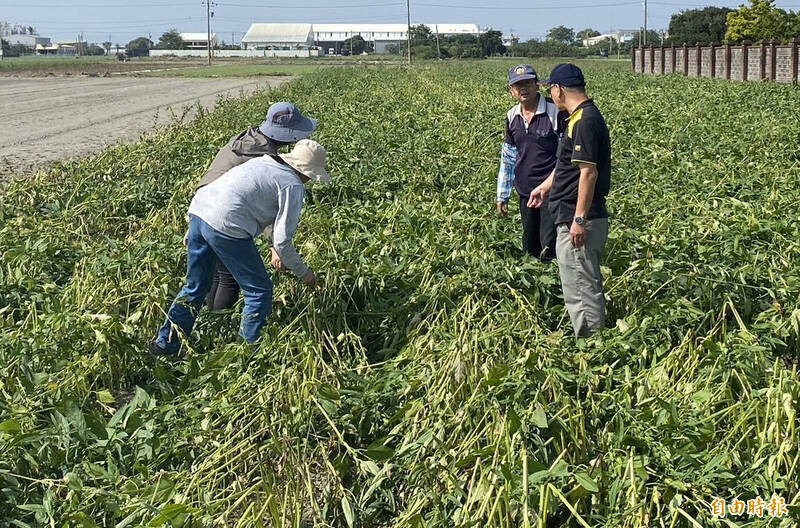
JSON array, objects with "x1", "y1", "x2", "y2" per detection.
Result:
[{"x1": 574, "y1": 216, "x2": 585, "y2": 226}]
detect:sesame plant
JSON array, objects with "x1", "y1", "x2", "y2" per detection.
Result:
[{"x1": 0, "y1": 61, "x2": 798, "y2": 527}]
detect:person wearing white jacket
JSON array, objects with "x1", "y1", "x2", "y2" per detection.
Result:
[{"x1": 152, "y1": 139, "x2": 331, "y2": 357}]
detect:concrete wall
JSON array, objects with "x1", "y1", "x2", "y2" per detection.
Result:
[
  {"x1": 150, "y1": 49, "x2": 320, "y2": 58},
  {"x1": 634, "y1": 43, "x2": 799, "y2": 84},
  {"x1": 714, "y1": 48, "x2": 726, "y2": 79}
]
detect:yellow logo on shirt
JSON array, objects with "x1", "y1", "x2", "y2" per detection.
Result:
[{"x1": 575, "y1": 145, "x2": 582, "y2": 152}]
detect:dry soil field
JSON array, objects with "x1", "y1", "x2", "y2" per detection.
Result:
[{"x1": 0, "y1": 76, "x2": 288, "y2": 178}]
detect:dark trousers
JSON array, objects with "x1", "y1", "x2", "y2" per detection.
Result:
[
  {"x1": 519, "y1": 195, "x2": 556, "y2": 262},
  {"x1": 205, "y1": 258, "x2": 241, "y2": 310}
]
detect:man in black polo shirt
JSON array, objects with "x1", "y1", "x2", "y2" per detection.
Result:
[
  {"x1": 529, "y1": 64, "x2": 611, "y2": 337},
  {"x1": 496, "y1": 64, "x2": 565, "y2": 262}
]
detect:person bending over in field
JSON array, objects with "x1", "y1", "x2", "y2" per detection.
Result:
[
  {"x1": 496, "y1": 64, "x2": 566, "y2": 262},
  {"x1": 151, "y1": 139, "x2": 331, "y2": 358},
  {"x1": 198, "y1": 102, "x2": 318, "y2": 311}
]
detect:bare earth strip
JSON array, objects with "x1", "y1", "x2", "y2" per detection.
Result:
[{"x1": 0, "y1": 76, "x2": 289, "y2": 179}]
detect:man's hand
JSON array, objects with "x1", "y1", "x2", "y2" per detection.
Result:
[
  {"x1": 527, "y1": 185, "x2": 549, "y2": 209},
  {"x1": 302, "y1": 270, "x2": 318, "y2": 288},
  {"x1": 570, "y1": 220, "x2": 587, "y2": 248},
  {"x1": 270, "y1": 248, "x2": 286, "y2": 272},
  {"x1": 496, "y1": 201, "x2": 508, "y2": 217}
]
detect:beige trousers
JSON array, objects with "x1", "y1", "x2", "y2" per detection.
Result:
[{"x1": 555, "y1": 218, "x2": 608, "y2": 337}]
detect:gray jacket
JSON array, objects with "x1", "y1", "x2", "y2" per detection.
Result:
[
  {"x1": 197, "y1": 127, "x2": 279, "y2": 189},
  {"x1": 189, "y1": 157, "x2": 310, "y2": 279}
]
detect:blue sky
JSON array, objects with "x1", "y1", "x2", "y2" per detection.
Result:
[{"x1": 1, "y1": 1, "x2": 799, "y2": 46}]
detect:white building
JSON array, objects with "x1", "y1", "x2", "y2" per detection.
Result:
[
  {"x1": 502, "y1": 34, "x2": 520, "y2": 48},
  {"x1": 3, "y1": 34, "x2": 51, "y2": 47},
  {"x1": 180, "y1": 32, "x2": 220, "y2": 50},
  {"x1": 241, "y1": 23, "x2": 481, "y2": 54},
  {"x1": 582, "y1": 32, "x2": 635, "y2": 47},
  {"x1": 241, "y1": 24, "x2": 314, "y2": 50}
]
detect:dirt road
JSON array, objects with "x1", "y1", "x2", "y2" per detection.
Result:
[{"x1": 0, "y1": 77, "x2": 288, "y2": 178}]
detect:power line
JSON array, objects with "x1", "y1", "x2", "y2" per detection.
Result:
[
  {"x1": 218, "y1": 2, "x2": 404, "y2": 7},
  {"x1": 416, "y1": 1, "x2": 640, "y2": 9}
]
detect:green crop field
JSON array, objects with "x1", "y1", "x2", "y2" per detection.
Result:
[{"x1": 1, "y1": 60, "x2": 799, "y2": 527}]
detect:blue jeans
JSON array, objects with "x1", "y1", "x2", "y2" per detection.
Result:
[{"x1": 155, "y1": 215, "x2": 273, "y2": 353}]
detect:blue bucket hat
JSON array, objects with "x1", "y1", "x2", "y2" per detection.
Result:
[
  {"x1": 508, "y1": 64, "x2": 538, "y2": 85},
  {"x1": 259, "y1": 102, "x2": 318, "y2": 143}
]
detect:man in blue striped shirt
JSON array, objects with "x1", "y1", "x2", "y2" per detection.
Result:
[{"x1": 496, "y1": 64, "x2": 566, "y2": 262}]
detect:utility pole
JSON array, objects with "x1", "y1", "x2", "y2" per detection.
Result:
[
  {"x1": 203, "y1": 0, "x2": 215, "y2": 66},
  {"x1": 406, "y1": 0, "x2": 411, "y2": 65},
  {"x1": 434, "y1": 24, "x2": 440, "y2": 59},
  {"x1": 642, "y1": 0, "x2": 648, "y2": 46}
]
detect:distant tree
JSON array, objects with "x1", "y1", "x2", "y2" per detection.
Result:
[
  {"x1": 725, "y1": 0, "x2": 793, "y2": 43},
  {"x1": 479, "y1": 29, "x2": 506, "y2": 56},
  {"x1": 1, "y1": 40, "x2": 32, "y2": 57},
  {"x1": 668, "y1": 7, "x2": 733, "y2": 44},
  {"x1": 103, "y1": 41, "x2": 112, "y2": 55},
  {"x1": 156, "y1": 29, "x2": 186, "y2": 50},
  {"x1": 126, "y1": 36, "x2": 153, "y2": 53},
  {"x1": 385, "y1": 43, "x2": 400, "y2": 55},
  {"x1": 343, "y1": 34, "x2": 368, "y2": 54},
  {"x1": 547, "y1": 25, "x2": 575, "y2": 44},
  {"x1": 633, "y1": 29, "x2": 662, "y2": 46},
  {"x1": 86, "y1": 44, "x2": 106, "y2": 56},
  {"x1": 576, "y1": 28, "x2": 601, "y2": 41},
  {"x1": 410, "y1": 24, "x2": 433, "y2": 42}
]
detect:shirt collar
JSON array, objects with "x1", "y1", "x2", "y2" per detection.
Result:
[
  {"x1": 569, "y1": 99, "x2": 594, "y2": 118},
  {"x1": 512, "y1": 95, "x2": 548, "y2": 118}
]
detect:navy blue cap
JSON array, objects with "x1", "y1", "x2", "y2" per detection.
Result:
[
  {"x1": 508, "y1": 64, "x2": 538, "y2": 85},
  {"x1": 542, "y1": 63, "x2": 586, "y2": 88}
]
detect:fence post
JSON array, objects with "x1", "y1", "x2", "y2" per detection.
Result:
[
  {"x1": 742, "y1": 41, "x2": 750, "y2": 82},
  {"x1": 725, "y1": 43, "x2": 732, "y2": 80},
  {"x1": 710, "y1": 42, "x2": 717, "y2": 78},
  {"x1": 792, "y1": 39, "x2": 799, "y2": 85},
  {"x1": 671, "y1": 44, "x2": 677, "y2": 73},
  {"x1": 683, "y1": 44, "x2": 689, "y2": 75},
  {"x1": 696, "y1": 43, "x2": 702, "y2": 77},
  {"x1": 760, "y1": 40, "x2": 768, "y2": 80},
  {"x1": 650, "y1": 46, "x2": 655, "y2": 74},
  {"x1": 640, "y1": 44, "x2": 646, "y2": 74},
  {"x1": 660, "y1": 44, "x2": 665, "y2": 74},
  {"x1": 632, "y1": 46, "x2": 637, "y2": 72},
  {"x1": 770, "y1": 39, "x2": 778, "y2": 81}
]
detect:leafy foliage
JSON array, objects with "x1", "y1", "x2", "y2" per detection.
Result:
[
  {"x1": 668, "y1": 6, "x2": 734, "y2": 45},
  {"x1": 157, "y1": 29, "x2": 187, "y2": 50},
  {"x1": 725, "y1": 0, "x2": 798, "y2": 43},
  {"x1": 547, "y1": 25, "x2": 576, "y2": 45},
  {"x1": 126, "y1": 36, "x2": 153, "y2": 52},
  {"x1": 0, "y1": 61, "x2": 799, "y2": 527}
]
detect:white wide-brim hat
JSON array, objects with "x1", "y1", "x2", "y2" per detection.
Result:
[{"x1": 278, "y1": 139, "x2": 331, "y2": 184}]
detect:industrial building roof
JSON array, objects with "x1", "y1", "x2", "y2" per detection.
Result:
[
  {"x1": 180, "y1": 33, "x2": 217, "y2": 42},
  {"x1": 242, "y1": 24, "x2": 314, "y2": 43}
]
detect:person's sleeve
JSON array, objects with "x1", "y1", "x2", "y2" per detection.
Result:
[
  {"x1": 571, "y1": 117, "x2": 601, "y2": 166},
  {"x1": 497, "y1": 141, "x2": 517, "y2": 203},
  {"x1": 263, "y1": 224, "x2": 274, "y2": 246},
  {"x1": 504, "y1": 115, "x2": 515, "y2": 146},
  {"x1": 272, "y1": 185, "x2": 311, "y2": 279}
]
